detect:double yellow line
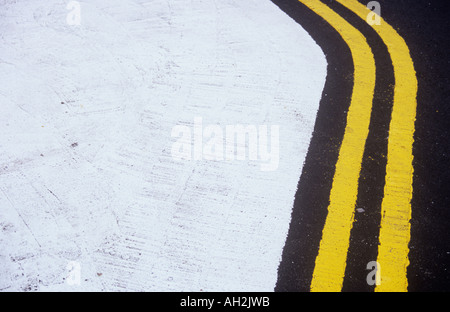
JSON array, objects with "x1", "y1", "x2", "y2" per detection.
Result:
[{"x1": 298, "y1": 0, "x2": 418, "y2": 292}]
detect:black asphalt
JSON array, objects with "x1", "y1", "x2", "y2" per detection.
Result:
[{"x1": 272, "y1": 0, "x2": 450, "y2": 292}]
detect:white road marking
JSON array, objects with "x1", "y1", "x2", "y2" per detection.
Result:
[{"x1": 0, "y1": 0, "x2": 326, "y2": 291}]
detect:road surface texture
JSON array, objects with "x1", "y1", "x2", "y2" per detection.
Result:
[{"x1": 1, "y1": 0, "x2": 449, "y2": 292}]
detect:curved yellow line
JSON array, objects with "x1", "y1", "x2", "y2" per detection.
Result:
[
  {"x1": 337, "y1": 0, "x2": 418, "y2": 292},
  {"x1": 297, "y1": 0, "x2": 376, "y2": 292}
]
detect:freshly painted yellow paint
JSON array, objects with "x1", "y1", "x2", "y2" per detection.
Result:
[
  {"x1": 298, "y1": 0, "x2": 377, "y2": 292},
  {"x1": 337, "y1": 0, "x2": 418, "y2": 292}
]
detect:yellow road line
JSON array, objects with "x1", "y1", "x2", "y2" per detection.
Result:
[
  {"x1": 297, "y1": 0, "x2": 376, "y2": 292},
  {"x1": 337, "y1": 0, "x2": 418, "y2": 292}
]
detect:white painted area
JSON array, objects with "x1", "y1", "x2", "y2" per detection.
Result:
[{"x1": 0, "y1": 0, "x2": 326, "y2": 291}]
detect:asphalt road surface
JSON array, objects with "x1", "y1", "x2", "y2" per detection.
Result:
[
  {"x1": 274, "y1": 0, "x2": 450, "y2": 292},
  {"x1": 0, "y1": 0, "x2": 448, "y2": 293}
]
